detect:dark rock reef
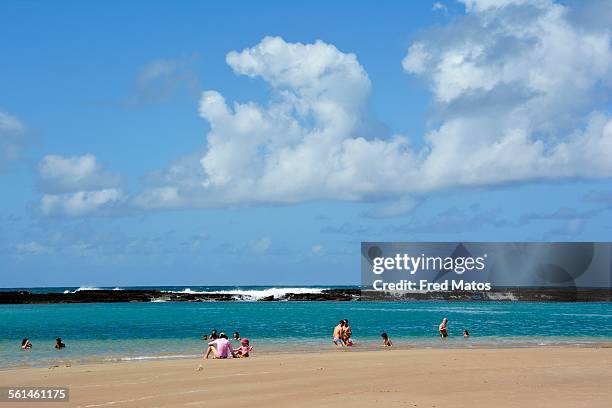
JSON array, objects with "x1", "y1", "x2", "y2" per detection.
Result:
[
  {"x1": 0, "y1": 287, "x2": 608, "y2": 304},
  {"x1": 0, "y1": 288, "x2": 360, "y2": 304}
]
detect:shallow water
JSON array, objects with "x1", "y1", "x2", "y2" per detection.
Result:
[{"x1": 1, "y1": 301, "x2": 610, "y2": 369}]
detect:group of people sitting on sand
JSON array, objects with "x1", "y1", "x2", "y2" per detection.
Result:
[
  {"x1": 202, "y1": 329, "x2": 253, "y2": 359},
  {"x1": 20, "y1": 337, "x2": 65, "y2": 350}
]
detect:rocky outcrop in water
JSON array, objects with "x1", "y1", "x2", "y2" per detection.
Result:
[
  {"x1": 0, "y1": 288, "x2": 360, "y2": 304},
  {"x1": 0, "y1": 287, "x2": 608, "y2": 303}
]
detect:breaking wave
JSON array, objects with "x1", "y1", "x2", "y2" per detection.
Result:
[
  {"x1": 162, "y1": 287, "x2": 329, "y2": 301},
  {"x1": 63, "y1": 286, "x2": 103, "y2": 294}
]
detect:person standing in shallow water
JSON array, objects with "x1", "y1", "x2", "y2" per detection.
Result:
[
  {"x1": 333, "y1": 320, "x2": 344, "y2": 346},
  {"x1": 439, "y1": 318, "x2": 449, "y2": 338},
  {"x1": 342, "y1": 319, "x2": 353, "y2": 346}
]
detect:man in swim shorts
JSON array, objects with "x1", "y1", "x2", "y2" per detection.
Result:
[{"x1": 333, "y1": 320, "x2": 344, "y2": 346}]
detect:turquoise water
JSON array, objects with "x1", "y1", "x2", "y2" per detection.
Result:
[{"x1": 1, "y1": 301, "x2": 610, "y2": 369}]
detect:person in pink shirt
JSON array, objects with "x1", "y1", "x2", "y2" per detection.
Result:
[
  {"x1": 204, "y1": 332, "x2": 235, "y2": 359},
  {"x1": 234, "y1": 338, "x2": 253, "y2": 358}
]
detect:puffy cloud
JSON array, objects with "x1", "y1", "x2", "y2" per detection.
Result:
[
  {"x1": 137, "y1": 1, "x2": 612, "y2": 209},
  {"x1": 225, "y1": 36, "x2": 370, "y2": 112},
  {"x1": 38, "y1": 154, "x2": 123, "y2": 216},
  {"x1": 136, "y1": 37, "x2": 412, "y2": 208},
  {"x1": 41, "y1": 189, "x2": 123, "y2": 217},
  {"x1": 39, "y1": 154, "x2": 121, "y2": 193},
  {"x1": 0, "y1": 110, "x2": 26, "y2": 167},
  {"x1": 403, "y1": 0, "x2": 612, "y2": 187}
]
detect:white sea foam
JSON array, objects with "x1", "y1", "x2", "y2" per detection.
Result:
[
  {"x1": 63, "y1": 286, "x2": 103, "y2": 294},
  {"x1": 163, "y1": 287, "x2": 329, "y2": 301},
  {"x1": 486, "y1": 292, "x2": 517, "y2": 301}
]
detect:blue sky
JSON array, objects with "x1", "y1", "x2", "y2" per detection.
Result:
[{"x1": 1, "y1": 0, "x2": 611, "y2": 287}]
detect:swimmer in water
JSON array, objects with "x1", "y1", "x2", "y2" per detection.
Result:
[
  {"x1": 54, "y1": 337, "x2": 66, "y2": 349},
  {"x1": 381, "y1": 332, "x2": 393, "y2": 347}
]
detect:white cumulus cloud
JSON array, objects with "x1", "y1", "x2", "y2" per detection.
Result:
[
  {"x1": 134, "y1": 1, "x2": 612, "y2": 210},
  {"x1": 136, "y1": 37, "x2": 415, "y2": 208},
  {"x1": 401, "y1": 0, "x2": 612, "y2": 188},
  {"x1": 39, "y1": 154, "x2": 121, "y2": 193},
  {"x1": 38, "y1": 154, "x2": 123, "y2": 216}
]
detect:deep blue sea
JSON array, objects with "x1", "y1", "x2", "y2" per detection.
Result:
[{"x1": 0, "y1": 286, "x2": 610, "y2": 369}]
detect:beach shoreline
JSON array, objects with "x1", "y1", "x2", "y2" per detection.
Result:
[
  {"x1": 0, "y1": 347, "x2": 610, "y2": 407},
  {"x1": 3, "y1": 338, "x2": 611, "y2": 371},
  {"x1": 3, "y1": 300, "x2": 610, "y2": 371}
]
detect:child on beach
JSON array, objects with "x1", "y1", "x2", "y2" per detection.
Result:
[
  {"x1": 463, "y1": 329, "x2": 470, "y2": 338},
  {"x1": 234, "y1": 338, "x2": 253, "y2": 358},
  {"x1": 205, "y1": 332, "x2": 234, "y2": 359},
  {"x1": 381, "y1": 332, "x2": 393, "y2": 347},
  {"x1": 439, "y1": 318, "x2": 449, "y2": 338},
  {"x1": 21, "y1": 338, "x2": 32, "y2": 350}
]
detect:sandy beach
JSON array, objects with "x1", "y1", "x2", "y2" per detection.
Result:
[{"x1": 0, "y1": 347, "x2": 610, "y2": 407}]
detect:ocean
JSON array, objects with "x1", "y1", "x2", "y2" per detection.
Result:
[{"x1": 0, "y1": 286, "x2": 610, "y2": 369}]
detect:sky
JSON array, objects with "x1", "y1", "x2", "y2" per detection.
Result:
[{"x1": 1, "y1": 0, "x2": 611, "y2": 287}]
